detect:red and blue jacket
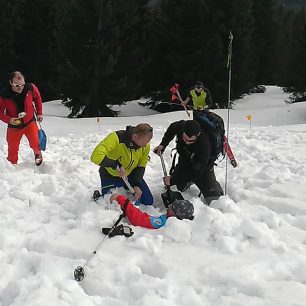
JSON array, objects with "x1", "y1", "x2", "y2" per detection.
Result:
[
  {"x1": 116, "y1": 195, "x2": 168, "y2": 229},
  {"x1": 0, "y1": 83, "x2": 42, "y2": 127}
]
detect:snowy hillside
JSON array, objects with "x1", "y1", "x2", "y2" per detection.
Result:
[{"x1": 1, "y1": 86, "x2": 306, "y2": 306}]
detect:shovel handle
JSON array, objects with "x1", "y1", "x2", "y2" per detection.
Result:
[
  {"x1": 175, "y1": 88, "x2": 191, "y2": 118},
  {"x1": 117, "y1": 166, "x2": 135, "y2": 195},
  {"x1": 160, "y1": 154, "x2": 168, "y2": 177},
  {"x1": 160, "y1": 154, "x2": 171, "y2": 192},
  {"x1": 122, "y1": 176, "x2": 135, "y2": 195}
]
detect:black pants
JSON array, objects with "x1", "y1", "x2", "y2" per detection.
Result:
[{"x1": 171, "y1": 161, "x2": 223, "y2": 204}]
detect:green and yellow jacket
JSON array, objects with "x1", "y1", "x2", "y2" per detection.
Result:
[
  {"x1": 189, "y1": 87, "x2": 212, "y2": 110},
  {"x1": 90, "y1": 126, "x2": 150, "y2": 186}
]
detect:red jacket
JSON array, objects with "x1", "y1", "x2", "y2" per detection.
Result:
[
  {"x1": 116, "y1": 195, "x2": 168, "y2": 229},
  {"x1": 0, "y1": 83, "x2": 42, "y2": 125}
]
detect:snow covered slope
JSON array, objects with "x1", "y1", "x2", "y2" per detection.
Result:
[{"x1": 0, "y1": 86, "x2": 306, "y2": 306}]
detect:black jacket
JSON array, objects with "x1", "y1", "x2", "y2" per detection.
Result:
[{"x1": 160, "y1": 120, "x2": 211, "y2": 185}]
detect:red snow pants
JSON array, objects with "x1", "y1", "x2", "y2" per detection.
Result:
[{"x1": 6, "y1": 121, "x2": 40, "y2": 164}]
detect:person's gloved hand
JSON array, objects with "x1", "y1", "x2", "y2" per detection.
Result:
[
  {"x1": 153, "y1": 145, "x2": 164, "y2": 156},
  {"x1": 110, "y1": 193, "x2": 119, "y2": 203},
  {"x1": 133, "y1": 186, "x2": 142, "y2": 201},
  {"x1": 230, "y1": 159, "x2": 238, "y2": 168},
  {"x1": 117, "y1": 166, "x2": 126, "y2": 178},
  {"x1": 10, "y1": 118, "x2": 21, "y2": 125},
  {"x1": 163, "y1": 175, "x2": 171, "y2": 186}
]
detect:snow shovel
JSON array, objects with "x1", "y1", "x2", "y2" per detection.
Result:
[
  {"x1": 170, "y1": 83, "x2": 191, "y2": 118},
  {"x1": 121, "y1": 175, "x2": 136, "y2": 196},
  {"x1": 117, "y1": 167, "x2": 142, "y2": 205},
  {"x1": 160, "y1": 154, "x2": 184, "y2": 208},
  {"x1": 92, "y1": 170, "x2": 136, "y2": 203}
]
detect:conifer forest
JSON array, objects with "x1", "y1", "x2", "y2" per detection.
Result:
[{"x1": 0, "y1": 0, "x2": 305, "y2": 116}]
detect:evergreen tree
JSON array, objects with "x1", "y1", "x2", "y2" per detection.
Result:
[
  {"x1": 114, "y1": 1, "x2": 152, "y2": 100},
  {"x1": 53, "y1": 0, "x2": 150, "y2": 117},
  {"x1": 280, "y1": 0, "x2": 306, "y2": 9},
  {"x1": 252, "y1": 0, "x2": 278, "y2": 85},
  {"x1": 149, "y1": 0, "x2": 256, "y2": 107},
  {"x1": 286, "y1": 8, "x2": 306, "y2": 101},
  {"x1": 148, "y1": 0, "x2": 215, "y2": 102},
  {"x1": 206, "y1": 0, "x2": 256, "y2": 104},
  {"x1": 163, "y1": 0, "x2": 209, "y2": 86},
  {"x1": 14, "y1": 0, "x2": 56, "y2": 100},
  {"x1": 141, "y1": 1, "x2": 174, "y2": 95},
  {"x1": 0, "y1": 0, "x2": 22, "y2": 85},
  {"x1": 2, "y1": 0, "x2": 304, "y2": 114},
  {"x1": 271, "y1": 5, "x2": 295, "y2": 86}
]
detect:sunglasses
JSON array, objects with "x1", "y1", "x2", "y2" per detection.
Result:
[
  {"x1": 12, "y1": 83, "x2": 25, "y2": 88},
  {"x1": 195, "y1": 86, "x2": 203, "y2": 90}
]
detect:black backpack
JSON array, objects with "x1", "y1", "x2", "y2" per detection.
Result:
[{"x1": 193, "y1": 110, "x2": 225, "y2": 162}]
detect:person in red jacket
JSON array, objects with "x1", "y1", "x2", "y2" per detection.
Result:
[
  {"x1": 0, "y1": 71, "x2": 43, "y2": 166},
  {"x1": 110, "y1": 193, "x2": 194, "y2": 229}
]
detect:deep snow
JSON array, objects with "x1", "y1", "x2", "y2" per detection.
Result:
[{"x1": 1, "y1": 86, "x2": 306, "y2": 306}]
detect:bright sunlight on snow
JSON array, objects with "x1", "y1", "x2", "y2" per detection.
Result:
[{"x1": 1, "y1": 86, "x2": 306, "y2": 306}]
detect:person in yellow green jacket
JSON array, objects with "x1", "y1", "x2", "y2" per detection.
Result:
[
  {"x1": 181, "y1": 81, "x2": 212, "y2": 110},
  {"x1": 91, "y1": 123, "x2": 154, "y2": 205}
]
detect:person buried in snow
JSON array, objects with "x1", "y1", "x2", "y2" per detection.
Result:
[{"x1": 109, "y1": 193, "x2": 194, "y2": 229}]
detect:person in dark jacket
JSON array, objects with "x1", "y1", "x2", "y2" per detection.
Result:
[
  {"x1": 110, "y1": 193, "x2": 194, "y2": 229},
  {"x1": 91, "y1": 123, "x2": 154, "y2": 205},
  {"x1": 0, "y1": 71, "x2": 43, "y2": 166},
  {"x1": 154, "y1": 120, "x2": 223, "y2": 204}
]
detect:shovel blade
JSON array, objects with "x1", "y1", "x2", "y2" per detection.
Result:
[{"x1": 161, "y1": 189, "x2": 184, "y2": 208}]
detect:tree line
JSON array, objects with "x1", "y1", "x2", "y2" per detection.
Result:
[{"x1": 0, "y1": 0, "x2": 305, "y2": 116}]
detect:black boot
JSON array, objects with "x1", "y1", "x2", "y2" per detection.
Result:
[{"x1": 35, "y1": 153, "x2": 43, "y2": 166}]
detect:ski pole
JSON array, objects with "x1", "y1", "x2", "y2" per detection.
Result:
[
  {"x1": 159, "y1": 153, "x2": 185, "y2": 207},
  {"x1": 74, "y1": 212, "x2": 125, "y2": 282},
  {"x1": 225, "y1": 31, "x2": 233, "y2": 195}
]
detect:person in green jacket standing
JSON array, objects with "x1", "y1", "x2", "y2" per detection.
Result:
[
  {"x1": 181, "y1": 80, "x2": 212, "y2": 110},
  {"x1": 91, "y1": 123, "x2": 154, "y2": 205}
]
